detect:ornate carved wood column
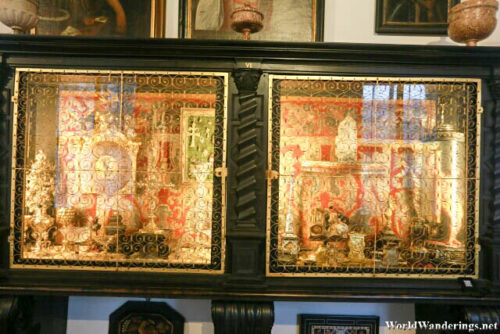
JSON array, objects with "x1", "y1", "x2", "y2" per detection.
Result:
[
  {"x1": 226, "y1": 62, "x2": 266, "y2": 283},
  {"x1": 232, "y1": 65, "x2": 263, "y2": 227},
  {"x1": 212, "y1": 301, "x2": 274, "y2": 334}
]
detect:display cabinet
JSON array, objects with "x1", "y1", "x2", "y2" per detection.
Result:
[
  {"x1": 11, "y1": 69, "x2": 227, "y2": 273},
  {"x1": 0, "y1": 35, "x2": 500, "y2": 331},
  {"x1": 267, "y1": 75, "x2": 481, "y2": 278}
]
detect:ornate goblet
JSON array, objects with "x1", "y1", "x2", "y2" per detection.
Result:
[{"x1": 30, "y1": 213, "x2": 53, "y2": 253}]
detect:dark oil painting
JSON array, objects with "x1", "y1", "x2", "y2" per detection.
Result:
[
  {"x1": 36, "y1": 0, "x2": 165, "y2": 38},
  {"x1": 376, "y1": 0, "x2": 460, "y2": 35}
]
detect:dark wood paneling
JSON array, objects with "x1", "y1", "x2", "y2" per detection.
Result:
[{"x1": 0, "y1": 296, "x2": 67, "y2": 334}]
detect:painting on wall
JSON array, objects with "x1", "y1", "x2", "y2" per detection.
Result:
[
  {"x1": 10, "y1": 69, "x2": 228, "y2": 273},
  {"x1": 36, "y1": 0, "x2": 166, "y2": 37},
  {"x1": 376, "y1": 0, "x2": 460, "y2": 35},
  {"x1": 179, "y1": 0, "x2": 324, "y2": 41},
  {"x1": 300, "y1": 315, "x2": 379, "y2": 334},
  {"x1": 267, "y1": 75, "x2": 481, "y2": 278}
]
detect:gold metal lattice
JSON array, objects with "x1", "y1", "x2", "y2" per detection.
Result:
[
  {"x1": 10, "y1": 69, "x2": 228, "y2": 273},
  {"x1": 266, "y1": 75, "x2": 481, "y2": 278}
]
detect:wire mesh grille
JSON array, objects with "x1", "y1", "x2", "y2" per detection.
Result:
[
  {"x1": 10, "y1": 69, "x2": 227, "y2": 273},
  {"x1": 267, "y1": 76, "x2": 480, "y2": 278}
]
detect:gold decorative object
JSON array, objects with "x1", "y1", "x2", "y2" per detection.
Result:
[
  {"x1": 448, "y1": 0, "x2": 498, "y2": 46},
  {"x1": 230, "y1": 2, "x2": 264, "y2": 40},
  {"x1": 335, "y1": 114, "x2": 358, "y2": 162},
  {"x1": 56, "y1": 208, "x2": 76, "y2": 227},
  {"x1": 348, "y1": 233, "x2": 366, "y2": 261},
  {"x1": 267, "y1": 75, "x2": 481, "y2": 278},
  {"x1": 383, "y1": 247, "x2": 399, "y2": 267},
  {"x1": 278, "y1": 176, "x2": 301, "y2": 263},
  {"x1": 25, "y1": 150, "x2": 55, "y2": 253},
  {"x1": 11, "y1": 69, "x2": 228, "y2": 273},
  {"x1": 0, "y1": 0, "x2": 39, "y2": 34},
  {"x1": 26, "y1": 151, "x2": 54, "y2": 218},
  {"x1": 380, "y1": 222, "x2": 402, "y2": 266}
]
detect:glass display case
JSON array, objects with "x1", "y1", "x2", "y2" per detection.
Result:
[
  {"x1": 267, "y1": 76, "x2": 481, "y2": 278},
  {"x1": 0, "y1": 36, "x2": 499, "y2": 303},
  {"x1": 10, "y1": 69, "x2": 228, "y2": 272}
]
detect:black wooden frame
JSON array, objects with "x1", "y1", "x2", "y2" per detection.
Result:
[
  {"x1": 299, "y1": 314, "x2": 379, "y2": 334},
  {"x1": 0, "y1": 35, "x2": 499, "y2": 305},
  {"x1": 178, "y1": 0, "x2": 325, "y2": 41},
  {"x1": 375, "y1": 0, "x2": 460, "y2": 35}
]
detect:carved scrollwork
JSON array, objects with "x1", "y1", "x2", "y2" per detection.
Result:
[{"x1": 233, "y1": 69, "x2": 262, "y2": 93}]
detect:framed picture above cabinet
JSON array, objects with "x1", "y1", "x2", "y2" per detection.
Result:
[
  {"x1": 35, "y1": 0, "x2": 166, "y2": 37},
  {"x1": 375, "y1": 0, "x2": 460, "y2": 35},
  {"x1": 10, "y1": 69, "x2": 228, "y2": 273},
  {"x1": 179, "y1": 0, "x2": 325, "y2": 41},
  {"x1": 267, "y1": 75, "x2": 481, "y2": 278}
]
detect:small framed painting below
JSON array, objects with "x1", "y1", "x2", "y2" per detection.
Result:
[
  {"x1": 179, "y1": 0, "x2": 325, "y2": 41},
  {"x1": 36, "y1": 0, "x2": 166, "y2": 38},
  {"x1": 300, "y1": 315, "x2": 379, "y2": 334},
  {"x1": 109, "y1": 301, "x2": 185, "y2": 334},
  {"x1": 375, "y1": 0, "x2": 460, "y2": 35}
]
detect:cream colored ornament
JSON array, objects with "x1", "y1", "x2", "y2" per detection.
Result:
[{"x1": 0, "y1": 0, "x2": 39, "y2": 34}]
